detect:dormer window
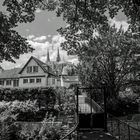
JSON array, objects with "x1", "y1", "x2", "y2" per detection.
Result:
[
  {"x1": 27, "y1": 66, "x2": 38, "y2": 73},
  {"x1": 27, "y1": 66, "x2": 32, "y2": 73},
  {"x1": 33, "y1": 66, "x2": 38, "y2": 72}
]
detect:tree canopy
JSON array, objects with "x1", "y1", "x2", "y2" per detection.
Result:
[
  {"x1": 77, "y1": 25, "x2": 140, "y2": 99},
  {"x1": 1, "y1": 0, "x2": 140, "y2": 63},
  {"x1": 0, "y1": 0, "x2": 36, "y2": 63}
]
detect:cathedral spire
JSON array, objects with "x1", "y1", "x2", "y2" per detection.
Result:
[
  {"x1": 46, "y1": 49, "x2": 50, "y2": 63},
  {"x1": 56, "y1": 47, "x2": 61, "y2": 62}
]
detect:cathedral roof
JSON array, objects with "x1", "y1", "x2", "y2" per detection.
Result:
[
  {"x1": 45, "y1": 49, "x2": 50, "y2": 63},
  {"x1": 56, "y1": 48, "x2": 61, "y2": 62}
]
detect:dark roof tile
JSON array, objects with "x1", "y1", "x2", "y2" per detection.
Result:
[{"x1": 0, "y1": 68, "x2": 21, "y2": 79}]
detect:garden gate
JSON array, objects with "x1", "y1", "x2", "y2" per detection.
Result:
[{"x1": 76, "y1": 86, "x2": 107, "y2": 131}]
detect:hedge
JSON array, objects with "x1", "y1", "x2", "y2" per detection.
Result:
[{"x1": 0, "y1": 87, "x2": 56, "y2": 109}]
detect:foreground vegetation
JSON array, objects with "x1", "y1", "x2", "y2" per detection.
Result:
[{"x1": 0, "y1": 87, "x2": 76, "y2": 140}]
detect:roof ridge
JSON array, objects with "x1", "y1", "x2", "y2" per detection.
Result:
[{"x1": 32, "y1": 56, "x2": 46, "y2": 65}]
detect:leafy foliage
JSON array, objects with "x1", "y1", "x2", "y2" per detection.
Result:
[
  {"x1": 1, "y1": 0, "x2": 140, "y2": 62},
  {"x1": 0, "y1": 11, "x2": 34, "y2": 63},
  {"x1": 0, "y1": 87, "x2": 56, "y2": 107},
  {"x1": 0, "y1": 109, "x2": 20, "y2": 140},
  {"x1": 107, "y1": 96, "x2": 139, "y2": 116},
  {"x1": 0, "y1": 87, "x2": 57, "y2": 121},
  {"x1": 76, "y1": 25, "x2": 140, "y2": 99},
  {"x1": 0, "y1": 100, "x2": 44, "y2": 121}
]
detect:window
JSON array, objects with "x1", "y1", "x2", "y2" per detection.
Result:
[
  {"x1": 0, "y1": 80, "x2": 4, "y2": 85},
  {"x1": 23, "y1": 79, "x2": 28, "y2": 84},
  {"x1": 33, "y1": 66, "x2": 38, "y2": 73},
  {"x1": 30, "y1": 79, "x2": 35, "y2": 83},
  {"x1": 36, "y1": 78, "x2": 41, "y2": 83},
  {"x1": 27, "y1": 66, "x2": 32, "y2": 73},
  {"x1": 13, "y1": 79, "x2": 19, "y2": 87},
  {"x1": 27, "y1": 66, "x2": 38, "y2": 73},
  {"x1": 6, "y1": 80, "x2": 11, "y2": 85}
]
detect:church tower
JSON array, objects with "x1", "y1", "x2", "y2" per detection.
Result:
[
  {"x1": 46, "y1": 49, "x2": 50, "y2": 63},
  {"x1": 56, "y1": 48, "x2": 61, "y2": 62}
]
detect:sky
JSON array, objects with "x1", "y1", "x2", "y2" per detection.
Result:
[{"x1": 0, "y1": 1, "x2": 129, "y2": 69}]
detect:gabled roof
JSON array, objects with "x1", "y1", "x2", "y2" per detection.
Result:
[
  {"x1": 0, "y1": 68, "x2": 21, "y2": 79},
  {"x1": 19, "y1": 56, "x2": 56, "y2": 75}
]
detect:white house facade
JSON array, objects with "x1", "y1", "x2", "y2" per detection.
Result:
[
  {"x1": 0, "y1": 49, "x2": 79, "y2": 88},
  {"x1": 0, "y1": 56, "x2": 58, "y2": 88}
]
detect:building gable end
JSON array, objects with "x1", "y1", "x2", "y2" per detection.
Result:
[{"x1": 19, "y1": 56, "x2": 46, "y2": 74}]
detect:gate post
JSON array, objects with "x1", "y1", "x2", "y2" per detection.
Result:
[
  {"x1": 103, "y1": 84, "x2": 108, "y2": 132},
  {"x1": 90, "y1": 93, "x2": 93, "y2": 128},
  {"x1": 76, "y1": 87, "x2": 79, "y2": 126}
]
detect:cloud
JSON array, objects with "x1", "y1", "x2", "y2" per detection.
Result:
[
  {"x1": 27, "y1": 40, "x2": 52, "y2": 57},
  {"x1": 47, "y1": 18, "x2": 51, "y2": 22},
  {"x1": 51, "y1": 34, "x2": 65, "y2": 49},
  {"x1": 1, "y1": 34, "x2": 77, "y2": 69},
  {"x1": 28, "y1": 34, "x2": 76, "y2": 63},
  {"x1": 48, "y1": 35, "x2": 51, "y2": 38},
  {"x1": 52, "y1": 34, "x2": 65, "y2": 43},
  {"x1": 109, "y1": 18, "x2": 129, "y2": 31},
  {"x1": 68, "y1": 58, "x2": 79, "y2": 64},
  {"x1": 35, "y1": 9, "x2": 42, "y2": 13},
  {"x1": 27, "y1": 35, "x2": 35, "y2": 40},
  {"x1": 33, "y1": 36, "x2": 47, "y2": 42},
  {"x1": 26, "y1": 29, "x2": 30, "y2": 32}
]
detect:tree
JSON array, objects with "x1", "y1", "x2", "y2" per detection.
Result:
[
  {"x1": 76, "y1": 25, "x2": 140, "y2": 99},
  {"x1": 1, "y1": 0, "x2": 140, "y2": 63},
  {"x1": 0, "y1": 1, "x2": 36, "y2": 63}
]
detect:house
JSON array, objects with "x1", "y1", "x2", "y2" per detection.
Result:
[
  {"x1": 0, "y1": 49, "x2": 79, "y2": 88},
  {"x1": 0, "y1": 56, "x2": 58, "y2": 88}
]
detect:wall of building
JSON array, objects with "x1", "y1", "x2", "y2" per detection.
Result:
[
  {"x1": 19, "y1": 59, "x2": 48, "y2": 88},
  {"x1": 19, "y1": 76, "x2": 47, "y2": 88},
  {"x1": 20, "y1": 59, "x2": 45, "y2": 76},
  {"x1": 47, "y1": 77, "x2": 58, "y2": 87},
  {"x1": 0, "y1": 79, "x2": 19, "y2": 88}
]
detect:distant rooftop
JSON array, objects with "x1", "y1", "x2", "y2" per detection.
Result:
[{"x1": 0, "y1": 68, "x2": 21, "y2": 79}]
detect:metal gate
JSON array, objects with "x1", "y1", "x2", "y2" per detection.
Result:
[{"x1": 76, "y1": 87, "x2": 107, "y2": 131}]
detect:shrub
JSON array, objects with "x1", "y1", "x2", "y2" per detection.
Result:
[
  {"x1": 107, "y1": 97, "x2": 139, "y2": 117},
  {"x1": 17, "y1": 115, "x2": 64, "y2": 140},
  {"x1": 0, "y1": 100, "x2": 46, "y2": 121},
  {"x1": 0, "y1": 87, "x2": 56, "y2": 109},
  {"x1": 0, "y1": 109, "x2": 21, "y2": 140}
]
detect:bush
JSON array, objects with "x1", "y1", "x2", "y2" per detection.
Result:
[
  {"x1": 0, "y1": 87, "x2": 56, "y2": 109},
  {"x1": 17, "y1": 116, "x2": 64, "y2": 140},
  {"x1": 107, "y1": 97, "x2": 139, "y2": 117},
  {"x1": 0, "y1": 109, "x2": 21, "y2": 140},
  {"x1": 0, "y1": 100, "x2": 47, "y2": 121}
]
